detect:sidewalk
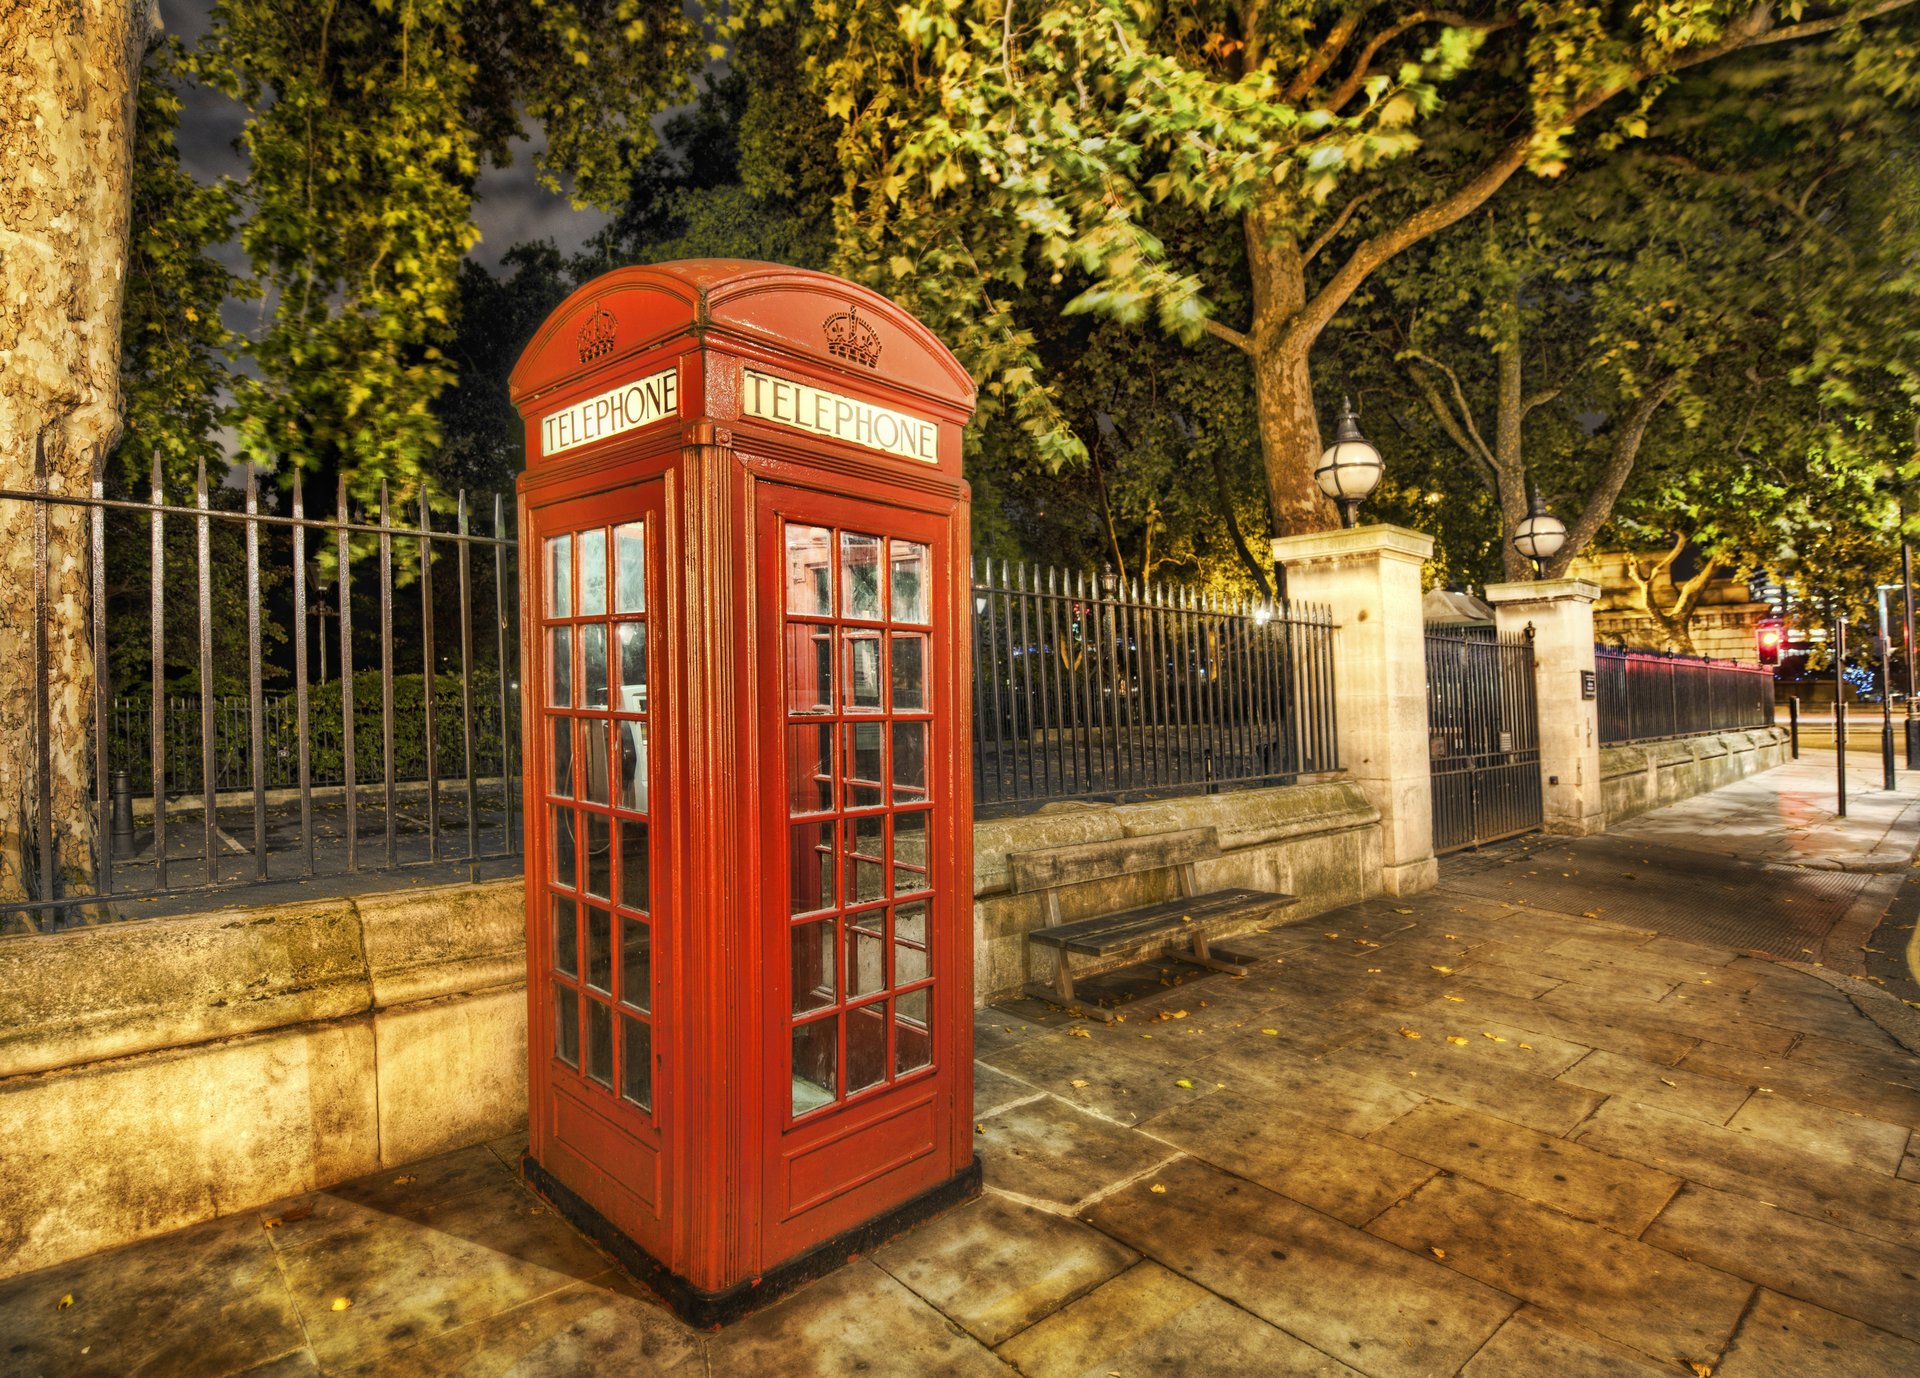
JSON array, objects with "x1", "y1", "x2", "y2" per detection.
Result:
[{"x1": 6, "y1": 754, "x2": 1920, "y2": 1377}]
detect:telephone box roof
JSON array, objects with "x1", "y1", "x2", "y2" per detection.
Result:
[{"x1": 508, "y1": 259, "x2": 977, "y2": 416}]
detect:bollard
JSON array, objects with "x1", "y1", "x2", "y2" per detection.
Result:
[
  {"x1": 110, "y1": 768, "x2": 137, "y2": 854},
  {"x1": 1835, "y1": 617, "x2": 1848, "y2": 818},
  {"x1": 1788, "y1": 697, "x2": 1800, "y2": 759},
  {"x1": 1908, "y1": 713, "x2": 1920, "y2": 772}
]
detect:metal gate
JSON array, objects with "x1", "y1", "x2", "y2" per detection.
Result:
[{"x1": 1425, "y1": 626, "x2": 1542, "y2": 853}]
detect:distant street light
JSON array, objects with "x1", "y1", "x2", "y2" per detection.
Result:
[
  {"x1": 1315, "y1": 397, "x2": 1383, "y2": 528},
  {"x1": 1512, "y1": 485, "x2": 1568, "y2": 576}
]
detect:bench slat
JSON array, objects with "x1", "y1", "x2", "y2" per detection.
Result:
[
  {"x1": 1029, "y1": 887, "x2": 1295, "y2": 956},
  {"x1": 1008, "y1": 827, "x2": 1220, "y2": 893}
]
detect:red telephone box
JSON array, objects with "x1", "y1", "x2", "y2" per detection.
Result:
[{"x1": 509, "y1": 261, "x2": 978, "y2": 1324}]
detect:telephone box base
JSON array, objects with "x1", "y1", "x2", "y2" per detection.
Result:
[{"x1": 521, "y1": 1153, "x2": 983, "y2": 1329}]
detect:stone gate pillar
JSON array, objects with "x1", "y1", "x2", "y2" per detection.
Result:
[{"x1": 1485, "y1": 579, "x2": 1605, "y2": 836}]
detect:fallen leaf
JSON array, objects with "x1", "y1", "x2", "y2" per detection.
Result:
[
  {"x1": 1444, "y1": 994, "x2": 1464, "y2": 1003},
  {"x1": 1431, "y1": 965, "x2": 1454, "y2": 975},
  {"x1": 1367, "y1": 967, "x2": 1382, "y2": 973},
  {"x1": 1140, "y1": 1033, "x2": 1154, "y2": 1039},
  {"x1": 1688, "y1": 1364, "x2": 1713, "y2": 1378},
  {"x1": 1394, "y1": 908, "x2": 1414, "y2": 914},
  {"x1": 1149, "y1": 1183, "x2": 1167, "y2": 1194},
  {"x1": 1070, "y1": 1078, "x2": 1090, "y2": 1089},
  {"x1": 1519, "y1": 1043, "x2": 1534, "y2": 1051},
  {"x1": 1700, "y1": 979, "x2": 1713, "y2": 985},
  {"x1": 1481, "y1": 1032, "x2": 1506, "y2": 1043},
  {"x1": 1067, "y1": 1027, "x2": 1092, "y2": 1039},
  {"x1": 393, "y1": 1175, "x2": 417, "y2": 1186},
  {"x1": 1660, "y1": 1077, "x2": 1678, "y2": 1088},
  {"x1": 1430, "y1": 1246, "x2": 1447, "y2": 1260},
  {"x1": 976, "y1": 1123, "x2": 984, "y2": 1132},
  {"x1": 1260, "y1": 1028, "x2": 1280, "y2": 1036},
  {"x1": 331, "y1": 1297, "x2": 353, "y2": 1312},
  {"x1": 1172, "y1": 1010, "x2": 1189, "y2": 1019},
  {"x1": 1446, "y1": 1036, "x2": 1469, "y2": 1046},
  {"x1": 1444, "y1": 934, "x2": 1458, "y2": 940},
  {"x1": 1175, "y1": 1078, "x2": 1194, "y2": 1089},
  {"x1": 56, "y1": 1294, "x2": 73, "y2": 1310},
  {"x1": 1397, "y1": 1027, "x2": 1422, "y2": 1039},
  {"x1": 1325, "y1": 932, "x2": 1340, "y2": 939}
]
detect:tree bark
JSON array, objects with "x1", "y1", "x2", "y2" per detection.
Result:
[
  {"x1": 0, "y1": 1, "x2": 157, "y2": 911},
  {"x1": 1243, "y1": 201, "x2": 1338, "y2": 537}
]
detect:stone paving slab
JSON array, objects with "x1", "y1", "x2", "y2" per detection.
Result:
[
  {"x1": 1676, "y1": 1038, "x2": 1920, "y2": 1124},
  {"x1": 1724, "y1": 1089, "x2": 1912, "y2": 1174},
  {"x1": 1715, "y1": 1289, "x2": 1920, "y2": 1377},
  {"x1": 1555, "y1": 1047, "x2": 1755, "y2": 1124},
  {"x1": 1456, "y1": 1307, "x2": 1679, "y2": 1378},
  {"x1": 973, "y1": 1094, "x2": 1178, "y2": 1212}
]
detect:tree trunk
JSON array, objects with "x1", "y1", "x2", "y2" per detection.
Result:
[
  {"x1": 1244, "y1": 203, "x2": 1337, "y2": 538},
  {"x1": 0, "y1": 1, "x2": 156, "y2": 912},
  {"x1": 1492, "y1": 338, "x2": 1531, "y2": 582}
]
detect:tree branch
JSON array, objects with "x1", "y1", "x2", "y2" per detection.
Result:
[
  {"x1": 1207, "y1": 448, "x2": 1274, "y2": 597},
  {"x1": 1283, "y1": 7, "x2": 1372, "y2": 102},
  {"x1": 1548, "y1": 373, "x2": 1681, "y2": 576},
  {"x1": 1403, "y1": 349, "x2": 1498, "y2": 473},
  {"x1": 1302, "y1": 187, "x2": 1385, "y2": 267},
  {"x1": 1321, "y1": 12, "x2": 1519, "y2": 114},
  {"x1": 1201, "y1": 316, "x2": 1253, "y2": 353}
]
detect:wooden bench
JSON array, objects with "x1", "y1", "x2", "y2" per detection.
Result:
[{"x1": 1012, "y1": 827, "x2": 1297, "y2": 1020}]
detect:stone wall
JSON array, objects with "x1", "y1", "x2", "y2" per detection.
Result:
[
  {"x1": 1599, "y1": 727, "x2": 1791, "y2": 826},
  {"x1": 0, "y1": 881, "x2": 529, "y2": 1281}
]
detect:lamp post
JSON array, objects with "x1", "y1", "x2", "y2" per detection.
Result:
[
  {"x1": 1511, "y1": 485, "x2": 1568, "y2": 577},
  {"x1": 1314, "y1": 397, "x2": 1384, "y2": 528}
]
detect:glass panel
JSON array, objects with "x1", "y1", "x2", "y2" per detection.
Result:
[
  {"x1": 895, "y1": 988, "x2": 931, "y2": 1075},
  {"x1": 789, "y1": 822, "x2": 835, "y2": 915},
  {"x1": 893, "y1": 811, "x2": 930, "y2": 895},
  {"x1": 791, "y1": 919, "x2": 836, "y2": 1014},
  {"x1": 846, "y1": 1001, "x2": 888, "y2": 1093},
  {"x1": 892, "y1": 721, "x2": 928, "y2": 803},
  {"x1": 894, "y1": 901, "x2": 929, "y2": 985},
  {"x1": 545, "y1": 535, "x2": 571, "y2": 618},
  {"x1": 792, "y1": 1017, "x2": 837, "y2": 1115},
  {"x1": 617, "y1": 622, "x2": 647, "y2": 711},
  {"x1": 617, "y1": 721, "x2": 648, "y2": 812},
  {"x1": 581, "y1": 624, "x2": 608, "y2": 708},
  {"x1": 841, "y1": 532, "x2": 883, "y2": 620},
  {"x1": 784, "y1": 525, "x2": 834, "y2": 616},
  {"x1": 586, "y1": 814, "x2": 611, "y2": 899},
  {"x1": 890, "y1": 541, "x2": 930, "y2": 625},
  {"x1": 582, "y1": 720, "x2": 610, "y2": 806},
  {"x1": 890, "y1": 633, "x2": 927, "y2": 711},
  {"x1": 787, "y1": 723, "x2": 833, "y2": 815},
  {"x1": 614, "y1": 521, "x2": 645, "y2": 613},
  {"x1": 786, "y1": 624, "x2": 833, "y2": 715},
  {"x1": 848, "y1": 816, "x2": 885, "y2": 904},
  {"x1": 621, "y1": 1015, "x2": 652, "y2": 1110},
  {"x1": 579, "y1": 529, "x2": 607, "y2": 616},
  {"x1": 845, "y1": 630, "x2": 883, "y2": 712},
  {"x1": 846, "y1": 722, "x2": 884, "y2": 809},
  {"x1": 551, "y1": 807, "x2": 576, "y2": 889},
  {"x1": 554, "y1": 981, "x2": 579, "y2": 1068},
  {"x1": 619, "y1": 818, "x2": 650, "y2": 912},
  {"x1": 587, "y1": 1000, "x2": 613, "y2": 1088},
  {"x1": 846, "y1": 925, "x2": 885, "y2": 999},
  {"x1": 550, "y1": 718, "x2": 573, "y2": 798},
  {"x1": 586, "y1": 905, "x2": 612, "y2": 992},
  {"x1": 549, "y1": 627, "x2": 572, "y2": 706},
  {"x1": 552, "y1": 893, "x2": 578, "y2": 977},
  {"x1": 620, "y1": 917, "x2": 651, "y2": 1012}
]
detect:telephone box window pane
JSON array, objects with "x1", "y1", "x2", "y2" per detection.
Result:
[
  {"x1": 846, "y1": 1002, "x2": 887, "y2": 1094},
  {"x1": 786, "y1": 624, "x2": 834, "y2": 715},
  {"x1": 579, "y1": 528, "x2": 607, "y2": 616},
  {"x1": 785, "y1": 525, "x2": 834, "y2": 616},
  {"x1": 791, "y1": 919, "x2": 835, "y2": 1014},
  {"x1": 841, "y1": 531, "x2": 883, "y2": 620},
  {"x1": 619, "y1": 819, "x2": 650, "y2": 912},
  {"x1": 620, "y1": 917, "x2": 651, "y2": 1012},
  {"x1": 788, "y1": 724, "x2": 833, "y2": 815},
  {"x1": 893, "y1": 811, "x2": 930, "y2": 895},
  {"x1": 554, "y1": 983, "x2": 580, "y2": 1068},
  {"x1": 845, "y1": 631, "x2": 883, "y2": 712},
  {"x1": 790, "y1": 822, "x2": 835, "y2": 915},
  {"x1": 549, "y1": 628, "x2": 572, "y2": 706},
  {"x1": 846, "y1": 925, "x2": 885, "y2": 999},
  {"x1": 585, "y1": 814, "x2": 611, "y2": 899},
  {"x1": 552, "y1": 893, "x2": 578, "y2": 977},
  {"x1": 586, "y1": 999, "x2": 614, "y2": 1088},
  {"x1": 581, "y1": 624, "x2": 609, "y2": 708},
  {"x1": 891, "y1": 541, "x2": 930, "y2": 625},
  {"x1": 895, "y1": 989, "x2": 932, "y2": 1075},
  {"x1": 586, "y1": 905, "x2": 612, "y2": 992},
  {"x1": 546, "y1": 535, "x2": 571, "y2": 618},
  {"x1": 552, "y1": 808, "x2": 577, "y2": 889},
  {"x1": 617, "y1": 722, "x2": 648, "y2": 812},
  {"x1": 847, "y1": 815, "x2": 886, "y2": 904},
  {"x1": 550, "y1": 718, "x2": 574, "y2": 798},
  {"x1": 792, "y1": 1017, "x2": 838, "y2": 1116},
  {"x1": 890, "y1": 633, "x2": 926, "y2": 711},
  {"x1": 894, "y1": 901, "x2": 929, "y2": 984},
  {"x1": 581, "y1": 720, "x2": 611, "y2": 806},
  {"x1": 614, "y1": 522, "x2": 646, "y2": 613},
  {"x1": 621, "y1": 1016, "x2": 652, "y2": 1111},
  {"x1": 892, "y1": 721, "x2": 928, "y2": 803},
  {"x1": 846, "y1": 722, "x2": 884, "y2": 809},
  {"x1": 617, "y1": 622, "x2": 647, "y2": 710}
]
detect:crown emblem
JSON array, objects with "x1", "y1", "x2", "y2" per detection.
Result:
[
  {"x1": 823, "y1": 304, "x2": 882, "y2": 369},
  {"x1": 575, "y1": 307, "x2": 617, "y2": 364}
]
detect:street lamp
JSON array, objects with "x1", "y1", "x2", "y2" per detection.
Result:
[
  {"x1": 1314, "y1": 397, "x2": 1383, "y2": 528},
  {"x1": 1511, "y1": 485, "x2": 1567, "y2": 576}
]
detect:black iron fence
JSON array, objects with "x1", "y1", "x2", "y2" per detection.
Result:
[
  {"x1": 1595, "y1": 648, "x2": 1775, "y2": 746},
  {"x1": 971, "y1": 561, "x2": 1339, "y2": 814},
  {"x1": 1426, "y1": 626, "x2": 1543, "y2": 853},
  {"x1": 0, "y1": 460, "x2": 521, "y2": 935}
]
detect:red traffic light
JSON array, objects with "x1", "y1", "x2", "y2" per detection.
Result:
[{"x1": 1756, "y1": 621, "x2": 1783, "y2": 666}]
